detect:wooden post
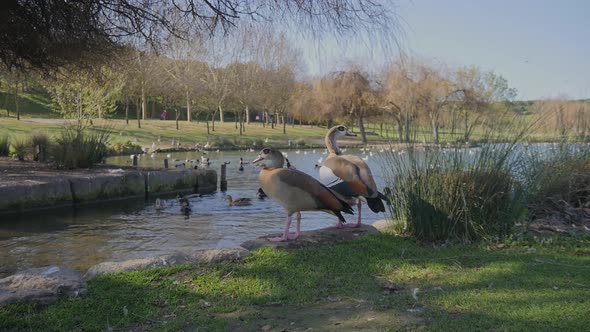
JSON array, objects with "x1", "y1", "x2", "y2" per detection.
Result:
[
  {"x1": 132, "y1": 155, "x2": 138, "y2": 167},
  {"x1": 220, "y1": 164, "x2": 227, "y2": 192},
  {"x1": 164, "y1": 158, "x2": 169, "y2": 168}
]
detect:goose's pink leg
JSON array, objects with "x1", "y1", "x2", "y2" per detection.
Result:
[
  {"x1": 346, "y1": 200, "x2": 363, "y2": 228},
  {"x1": 287, "y1": 212, "x2": 301, "y2": 240},
  {"x1": 270, "y1": 214, "x2": 293, "y2": 242},
  {"x1": 330, "y1": 221, "x2": 345, "y2": 229}
]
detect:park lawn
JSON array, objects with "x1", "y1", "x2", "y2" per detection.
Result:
[
  {"x1": 0, "y1": 118, "x2": 334, "y2": 151},
  {"x1": 1, "y1": 233, "x2": 589, "y2": 331},
  {"x1": 0, "y1": 90, "x2": 58, "y2": 119}
]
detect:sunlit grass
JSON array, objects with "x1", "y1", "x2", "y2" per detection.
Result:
[{"x1": 1, "y1": 233, "x2": 589, "y2": 331}]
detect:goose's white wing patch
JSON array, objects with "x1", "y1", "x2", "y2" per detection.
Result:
[{"x1": 319, "y1": 165, "x2": 343, "y2": 187}]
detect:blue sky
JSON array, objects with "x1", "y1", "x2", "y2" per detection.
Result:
[{"x1": 300, "y1": 0, "x2": 590, "y2": 100}]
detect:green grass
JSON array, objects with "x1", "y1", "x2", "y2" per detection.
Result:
[
  {"x1": 1, "y1": 233, "x2": 589, "y2": 331},
  {"x1": 0, "y1": 90, "x2": 58, "y2": 119},
  {"x1": 0, "y1": 118, "x2": 341, "y2": 152}
]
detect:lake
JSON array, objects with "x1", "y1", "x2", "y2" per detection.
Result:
[{"x1": 0, "y1": 147, "x2": 391, "y2": 277}]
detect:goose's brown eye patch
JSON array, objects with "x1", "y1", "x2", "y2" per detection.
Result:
[
  {"x1": 338, "y1": 126, "x2": 344, "y2": 131},
  {"x1": 263, "y1": 148, "x2": 270, "y2": 154}
]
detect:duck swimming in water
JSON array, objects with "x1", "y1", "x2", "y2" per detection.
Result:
[{"x1": 224, "y1": 195, "x2": 252, "y2": 206}]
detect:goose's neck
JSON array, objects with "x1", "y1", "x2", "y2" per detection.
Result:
[{"x1": 325, "y1": 133, "x2": 341, "y2": 155}]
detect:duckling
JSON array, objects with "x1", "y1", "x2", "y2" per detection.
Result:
[
  {"x1": 177, "y1": 195, "x2": 192, "y2": 214},
  {"x1": 256, "y1": 187, "x2": 267, "y2": 199},
  {"x1": 224, "y1": 195, "x2": 252, "y2": 206}
]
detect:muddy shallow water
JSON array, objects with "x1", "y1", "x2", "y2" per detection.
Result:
[{"x1": 0, "y1": 148, "x2": 391, "y2": 277}]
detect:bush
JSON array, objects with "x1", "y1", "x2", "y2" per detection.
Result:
[
  {"x1": 382, "y1": 115, "x2": 532, "y2": 242},
  {"x1": 109, "y1": 140, "x2": 143, "y2": 155},
  {"x1": 210, "y1": 137, "x2": 236, "y2": 149},
  {"x1": 0, "y1": 135, "x2": 9, "y2": 157},
  {"x1": 51, "y1": 123, "x2": 111, "y2": 168},
  {"x1": 9, "y1": 137, "x2": 32, "y2": 161},
  {"x1": 391, "y1": 168, "x2": 516, "y2": 242},
  {"x1": 520, "y1": 143, "x2": 590, "y2": 221},
  {"x1": 31, "y1": 131, "x2": 51, "y2": 162}
]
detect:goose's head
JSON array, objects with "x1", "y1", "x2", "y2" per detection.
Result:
[
  {"x1": 252, "y1": 148, "x2": 284, "y2": 169},
  {"x1": 328, "y1": 125, "x2": 357, "y2": 139}
]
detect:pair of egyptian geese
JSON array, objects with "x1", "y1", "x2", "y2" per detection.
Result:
[{"x1": 253, "y1": 125, "x2": 389, "y2": 242}]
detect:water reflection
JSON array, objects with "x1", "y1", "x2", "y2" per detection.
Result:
[{"x1": 0, "y1": 148, "x2": 389, "y2": 277}]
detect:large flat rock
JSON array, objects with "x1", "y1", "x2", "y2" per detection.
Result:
[
  {"x1": 84, "y1": 247, "x2": 250, "y2": 280},
  {"x1": 240, "y1": 224, "x2": 381, "y2": 251},
  {"x1": 0, "y1": 266, "x2": 86, "y2": 306}
]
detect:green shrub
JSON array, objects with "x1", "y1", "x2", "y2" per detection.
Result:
[
  {"x1": 109, "y1": 140, "x2": 143, "y2": 155},
  {"x1": 210, "y1": 137, "x2": 236, "y2": 149},
  {"x1": 0, "y1": 135, "x2": 9, "y2": 156},
  {"x1": 30, "y1": 131, "x2": 51, "y2": 162},
  {"x1": 391, "y1": 168, "x2": 516, "y2": 242},
  {"x1": 382, "y1": 114, "x2": 533, "y2": 242},
  {"x1": 51, "y1": 123, "x2": 111, "y2": 168},
  {"x1": 9, "y1": 137, "x2": 31, "y2": 161}
]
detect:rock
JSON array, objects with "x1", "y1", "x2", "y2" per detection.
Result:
[
  {"x1": 240, "y1": 224, "x2": 381, "y2": 251},
  {"x1": 0, "y1": 266, "x2": 87, "y2": 306},
  {"x1": 84, "y1": 248, "x2": 250, "y2": 280},
  {"x1": 145, "y1": 169, "x2": 199, "y2": 194},
  {"x1": 69, "y1": 172, "x2": 145, "y2": 202},
  {"x1": 371, "y1": 219, "x2": 396, "y2": 232},
  {"x1": 0, "y1": 178, "x2": 72, "y2": 211},
  {"x1": 187, "y1": 247, "x2": 250, "y2": 263}
]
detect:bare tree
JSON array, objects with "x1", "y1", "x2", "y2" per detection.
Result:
[{"x1": 1, "y1": 1, "x2": 401, "y2": 72}]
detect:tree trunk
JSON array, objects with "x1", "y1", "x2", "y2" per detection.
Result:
[
  {"x1": 283, "y1": 113, "x2": 287, "y2": 134},
  {"x1": 239, "y1": 111, "x2": 243, "y2": 136},
  {"x1": 176, "y1": 109, "x2": 179, "y2": 130},
  {"x1": 141, "y1": 85, "x2": 147, "y2": 120},
  {"x1": 463, "y1": 109, "x2": 469, "y2": 142},
  {"x1": 211, "y1": 109, "x2": 216, "y2": 131},
  {"x1": 125, "y1": 95, "x2": 129, "y2": 125},
  {"x1": 431, "y1": 114, "x2": 439, "y2": 145},
  {"x1": 219, "y1": 104, "x2": 225, "y2": 123},
  {"x1": 186, "y1": 91, "x2": 191, "y2": 122},
  {"x1": 14, "y1": 81, "x2": 20, "y2": 121},
  {"x1": 245, "y1": 106, "x2": 250, "y2": 124},
  {"x1": 136, "y1": 97, "x2": 141, "y2": 128},
  {"x1": 357, "y1": 111, "x2": 367, "y2": 144},
  {"x1": 404, "y1": 120, "x2": 410, "y2": 142}
]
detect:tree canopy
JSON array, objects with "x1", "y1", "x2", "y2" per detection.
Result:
[{"x1": 0, "y1": 0, "x2": 399, "y2": 70}]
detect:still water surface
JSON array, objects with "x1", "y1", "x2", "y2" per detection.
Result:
[{"x1": 0, "y1": 148, "x2": 390, "y2": 277}]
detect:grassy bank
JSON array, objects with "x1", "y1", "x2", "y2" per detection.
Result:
[
  {"x1": 0, "y1": 118, "x2": 340, "y2": 152},
  {"x1": 1, "y1": 233, "x2": 589, "y2": 331}
]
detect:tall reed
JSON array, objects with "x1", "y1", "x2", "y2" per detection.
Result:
[
  {"x1": 380, "y1": 114, "x2": 535, "y2": 242},
  {"x1": 0, "y1": 135, "x2": 9, "y2": 157}
]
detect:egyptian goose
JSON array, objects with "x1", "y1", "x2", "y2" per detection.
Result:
[
  {"x1": 224, "y1": 195, "x2": 252, "y2": 206},
  {"x1": 320, "y1": 125, "x2": 389, "y2": 228},
  {"x1": 253, "y1": 147, "x2": 354, "y2": 242}
]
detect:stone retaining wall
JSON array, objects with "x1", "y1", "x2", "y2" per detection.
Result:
[{"x1": 0, "y1": 168, "x2": 217, "y2": 213}]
